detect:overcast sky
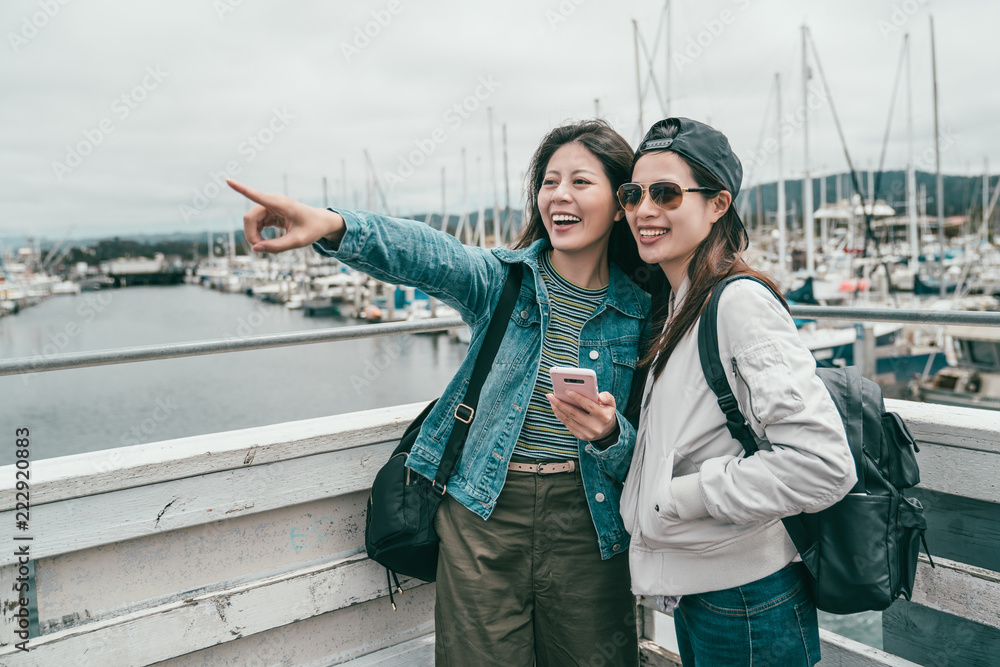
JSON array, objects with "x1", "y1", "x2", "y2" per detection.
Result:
[{"x1": 2, "y1": 0, "x2": 996, "y2": 241}]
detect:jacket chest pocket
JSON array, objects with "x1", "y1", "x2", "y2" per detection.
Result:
[
  {"x1": 510, "y1": 290, "x2": 541, "y2": 328},
  {"x1": 609, "y1": 340, "x2": 639, "y2": 401},
  {"x1": 493, "y1": 291, "x2": 540, "y2": 367},
  {"x1": 579, "y1": 338, "x2": 639, "y2": 402}
]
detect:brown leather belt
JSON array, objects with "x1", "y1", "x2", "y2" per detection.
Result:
[{"x1": 508, "y1": 460, "x2": 577, "y2": 474}]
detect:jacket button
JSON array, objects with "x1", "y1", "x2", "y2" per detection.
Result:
[
  {"x1": 595, "y1": 492, "x2": 605, "y2": 503},
  {"x1": 589, "y1": 350, "x2": 599, "y2": 360},
  {"x1": 654, "y1": 504, "x2": 659, "y2": 511},
  {"x1": 520, "y1": 309, "x2": 530, "y2": 318},
  {"x1": 612, "y1": 543, "x2": 621, "y2": 551}
]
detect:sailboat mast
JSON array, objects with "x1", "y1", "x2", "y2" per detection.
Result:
[
  {"x1": 488, "y1": 107, "x2": 500, "y2": 247},
  {"x1": 776, "y1": 72, "x2": 787, "y2": 275},
  {"x1": 905, "y1": 33, "x2": 919, "y2": 265},
  {"x1": 820, "y1": 170, "x2": 829, "y2": 251},
  {"x1": 503, "y1": 123, "x2": 511, "y2": 243},
  {"x1": 802, "y1": 25, "x2": 814, "y2": 273},
  {"x1": 665, "y1": 0, "x2": 671, "y2": 116},
  {"x1": 476, "y1": 156, "x2": 485, "y2": 248},
  {"x1": 340, "y1": 159, "x2": 347, "y2": 206},
  {"x1": 982, "y1": 157, "x2": 989, "y2": 241},
  {"x1": 930, "y1": 15, "x2": 946, "y2": 296},
  {"x1": 633, "y1": 20, "x2": 643, "y2": 134},
  {"x1": 460, "y1": 147, "x2": 469, "y2": 243},
  {"x1": 441, "y1": 167, "x2": 447, "y2": 233}
]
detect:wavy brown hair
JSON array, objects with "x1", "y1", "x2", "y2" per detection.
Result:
[{"x1": 637, "y1": 135, "x2": 787, "y2": 380}]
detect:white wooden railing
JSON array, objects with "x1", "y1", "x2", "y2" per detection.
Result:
[{"x1": 1, "y1": 398, "x2": 997, "y2": 665}]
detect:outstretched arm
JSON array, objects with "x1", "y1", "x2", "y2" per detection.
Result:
[{"x1": 227, "y1": 179, "x2": 501, "y2": 322}]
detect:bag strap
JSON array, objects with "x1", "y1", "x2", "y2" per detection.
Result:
[
  {"x1": 696, "y1": 275, "x2": 814, "y2": 556},
  {"x1": 433, "y1": 262, "x2": 524, "y2": 490},
  {"x1": 696, "y1": 275, "x2": 770, "y2": 456}
]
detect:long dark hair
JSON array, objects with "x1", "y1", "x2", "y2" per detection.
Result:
[
  {"x1": 638, "y1": 134, "x2": 786, "y2": 380},
  {"x1": 512, "y1": 119, "x2": 655, "y2": 294}
]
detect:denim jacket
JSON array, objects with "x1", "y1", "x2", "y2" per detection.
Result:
[{"x1": 314, "y1": 210, "x2": 650, "y2": 559}]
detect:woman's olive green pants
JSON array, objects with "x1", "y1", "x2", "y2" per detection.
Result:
[{"x1": 433, "y1": 467, "x2": 638, "y2": 666}]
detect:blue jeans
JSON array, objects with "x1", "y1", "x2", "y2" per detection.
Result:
[{"x1": 674, "y1": 563, "x2": 820, "y2": 666}]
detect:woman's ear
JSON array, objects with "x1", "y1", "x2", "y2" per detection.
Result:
[
  {"x1": 710, "y1": 190, "x2": 732, "y2": 223},
  {"x1": 614, "y1": 209, "x2": 625, "y2": 221}
]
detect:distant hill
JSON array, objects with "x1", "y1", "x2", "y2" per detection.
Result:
[{"x1": 741, "y1": 170, "x2": 1000, "y2": 228}]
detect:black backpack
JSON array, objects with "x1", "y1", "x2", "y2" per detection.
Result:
[{"x1": 697, "y1": 275, "x2": 933, "y2": 614}]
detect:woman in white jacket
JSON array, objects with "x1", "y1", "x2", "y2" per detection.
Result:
[{"x1": 618, "y1": 117, "x2": 857, "y2": 666}]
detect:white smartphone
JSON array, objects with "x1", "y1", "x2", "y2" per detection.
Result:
[{"x1": 549, "y1": 366, "x2": 600, "y2": 408}]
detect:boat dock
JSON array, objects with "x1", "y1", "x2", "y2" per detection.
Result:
[{"x1": 0, "y1": 312, "x2": 996, "y2": 666}]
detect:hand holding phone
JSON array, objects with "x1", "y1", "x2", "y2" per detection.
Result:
[{"x1": 549, "y1": 366, "x2": 600, "y2": 409}]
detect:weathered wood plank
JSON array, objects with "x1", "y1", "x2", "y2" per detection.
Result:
[
  {"x1": 340, "y1": 633, "x2": 435, "y2": 666},
  {"x1": 909, "y1": 488, "x2": 1000, "y2": 573},
  {"x1": 155, "y1": 588, "x2": 435, "y2": 667},
  {"x1": 817, "y1": 629, "x2": 920, "y2": 666},
  {"x1": 883, "y1": 599, "x2": 1000, "y2": 667},
  {"x1": 0, "y1": 553, "x2": 429, "y2": 665},
  {"x1": 639, "y1": 639, "x2": 682, "y2": 666},
  {"x1": 0, "y1": 442, "x2": 394, "y2": 566},
  {"x1": 32, "y1": 493, "x2": 369, "y2": 637},
  {"x1": 887, "y1": 399, "x2": 1000, "y2": 454},
  {"x1": 0, "y1": 402, "x2": 427, "y2": 510},
  {"x1": 909, "y1": 556, "x2": 1000, "y2": 631},
  {"x1": 912, "y1": 443, "x2": 1000, "y2": 504},
  {"x1": 0, "y1": 563, "x2": 32, "y2": 648}
]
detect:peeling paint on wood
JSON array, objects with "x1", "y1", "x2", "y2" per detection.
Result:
[
  {"x1": 154, "y1": 498, "x2": 177, "y2": 528},
  {"x1": 243, "y1": 446, "x2": 257, "y2": 466}
]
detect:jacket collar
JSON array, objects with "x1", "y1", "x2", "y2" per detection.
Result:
[
  {"x1": 493, "y1": 240, "x2": 649, "y2": 320},
  {"x1": 669, "y1": 275, "x2": 692, "y2": 319}
]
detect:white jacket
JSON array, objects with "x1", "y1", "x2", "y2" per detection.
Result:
[{"x1": 620, "y1": 277, "x2": 856, "y2": 596}]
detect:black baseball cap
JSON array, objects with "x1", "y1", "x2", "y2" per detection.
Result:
[{"x1": 635, "y1": 117, "x2": 746, "y2": 242}]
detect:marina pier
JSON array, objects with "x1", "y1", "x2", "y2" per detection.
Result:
[{"x1": 0, "y1": 314, "x2": 997, "y2": 666}]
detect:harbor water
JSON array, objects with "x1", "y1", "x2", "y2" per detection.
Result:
[{"x1": 0, "y1": 284, "x2": 466, "y2": 466}]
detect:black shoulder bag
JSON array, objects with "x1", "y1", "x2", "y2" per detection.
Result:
[{"x1": 365, "y1": 263, "x2": 523, "y2": 607}]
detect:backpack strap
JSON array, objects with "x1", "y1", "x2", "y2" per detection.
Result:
[
  {"x1": 696, "y1": 275, "x2": 814, "y2": 556},
  {"x1": 433, "y1": 262, "x2": 523, "y2": 490},
  {"x1": 697, "y1": 274, "x2": 772, "y2": 457}
]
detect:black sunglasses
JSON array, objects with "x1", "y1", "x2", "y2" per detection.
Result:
[{"x1": 616, "y1": 181, "x2": 720, "y2": 212}]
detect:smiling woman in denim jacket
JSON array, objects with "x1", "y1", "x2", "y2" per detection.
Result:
[
  {"x1": 227, "y1": 120, "x2": 651, "y2": 666},
  {"x1": 617, "y1": 118, "x2": 856, "y2": 667}
]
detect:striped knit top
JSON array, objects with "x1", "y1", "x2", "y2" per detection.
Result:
[{"x1": 512, "y1": 251, "x2": 607, "y2": 461}]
